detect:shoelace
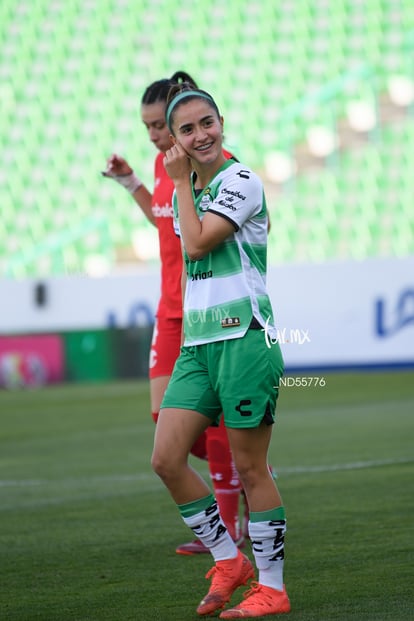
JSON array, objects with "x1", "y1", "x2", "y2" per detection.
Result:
[
  {"x1": 206, "y1": 561, "x2": 237, "y2": 586},
  {"x1": 243, "y1": 582, "x2": 261, "y2": 597},
  {"x1": 244, "y1": 581, "x2": 288, "y2": 610}
]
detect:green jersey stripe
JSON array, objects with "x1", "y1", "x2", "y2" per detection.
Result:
[{"x1": 173, "y1": 160, "x2": 278, "y2": 346}]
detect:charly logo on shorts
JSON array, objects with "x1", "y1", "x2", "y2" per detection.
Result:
[{"x1": 235, "y1": 399, "x2": 252, "y2": 416}]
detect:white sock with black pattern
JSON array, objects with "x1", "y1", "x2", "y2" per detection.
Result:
[
  {"x1": 179, "y1": 495, "x2": 238, "y2": 562},
  {"x1": 249, "y1": 507, "x2": 286, "y2": 591}
]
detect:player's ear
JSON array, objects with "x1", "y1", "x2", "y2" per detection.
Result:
[{"x1": 169, "y1": 133, "x2": 177, "y2": 145}]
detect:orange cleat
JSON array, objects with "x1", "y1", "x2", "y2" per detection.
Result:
[
  {"x1": 219, "y1": 582, "x2": 291, "y2": 618},
  {"x1": 196, "y1": 550, "x2": 255, "y2": 616}
]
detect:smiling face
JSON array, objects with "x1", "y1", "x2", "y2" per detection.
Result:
[
  {"x1": 170, "y1": 98, "x2": 225, "y2": 167},
  {"x1": 141, "y1": 101, "x2": 172, "y2": 153}
]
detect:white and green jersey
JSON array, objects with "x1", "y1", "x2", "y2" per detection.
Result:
[{"x1": 173, "y1": 159, "x2": 277, "y2": 346}]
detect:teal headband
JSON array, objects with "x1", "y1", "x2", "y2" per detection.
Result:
[{"x1": 166, "y1": 90, "x2": 215, "y2": 130}]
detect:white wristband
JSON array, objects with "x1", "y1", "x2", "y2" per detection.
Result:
[
  {"x1": 113, "y1": 171, "x2": 143, "y2": 194},
  {"x1": 102, "y1": 169, "x2": 143, "y2": 194}
]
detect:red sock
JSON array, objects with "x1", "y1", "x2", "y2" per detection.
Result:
[
  {"x1": 206, "y1": 419, "x2": 242, "y2": 541},
  {"x1": 190, "y1": 431, "x2": 208, "y2": 461}
]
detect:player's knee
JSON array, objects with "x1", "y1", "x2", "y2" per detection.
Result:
[
  {"x1": 151, "y1": 447, "x2": 184, "y2": 485},
  {"x1": 151, "y1": 448, "x2": 170, "y2": 481},
  {"x1": 234, "y1": 463, "x2": 253, "y2": 488},
  {"x1": 234, "y1": 459, "x2": 267, "y2": 492}
]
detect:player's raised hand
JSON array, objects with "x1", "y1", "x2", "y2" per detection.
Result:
[
  {"x1": 101, "y1": 154, "x2": 142, "y2": 194},
  {"x1": 163, "y1": 143, "x2": 191, "y2": 183},
  {"x1": 102, "y1": 153, "x2": 132, "y2": 178}
]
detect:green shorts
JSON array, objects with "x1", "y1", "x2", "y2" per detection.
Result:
[{"x1": 160, "y1": 329, "x2": 284, "y2": 429}]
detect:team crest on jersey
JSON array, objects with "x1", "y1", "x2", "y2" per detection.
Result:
[{"x1": 199, "y1": 188, "x2": 212, "y2": 212}]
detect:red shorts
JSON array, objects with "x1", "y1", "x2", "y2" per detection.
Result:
[{"x1": 149, "y1": 316, "x2": 182, "y2": 379}]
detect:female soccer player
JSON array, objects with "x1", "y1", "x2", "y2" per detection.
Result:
[
  {"x1": 103, "y1": 72, "x2": 245, "y2": 554},
  {"x1": 151, "y1": 85, "x2": 291, "y2": 618}
]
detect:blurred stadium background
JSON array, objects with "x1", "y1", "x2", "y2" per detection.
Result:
[
  {"x1": 1, "y1": 0, "x2": 413, "y2": 277},
  {"x1": 0, "y1": 0, "x2": 413, "y2": 385}
]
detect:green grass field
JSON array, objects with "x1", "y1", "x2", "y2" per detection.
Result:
[{"x1": 1, "y1": 371, "x2": 413, "y2": 621}]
